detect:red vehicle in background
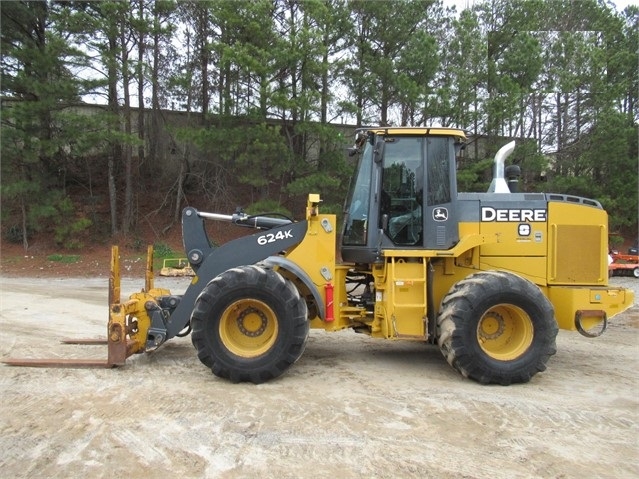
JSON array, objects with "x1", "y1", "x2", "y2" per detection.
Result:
[{"x1": 609, "y1": 250, "x2": 639, "y2": 278}]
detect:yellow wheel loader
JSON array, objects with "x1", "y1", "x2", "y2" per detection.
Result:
[{"x1": 5, "y1": 127, "x2": 634, "y2": 385}]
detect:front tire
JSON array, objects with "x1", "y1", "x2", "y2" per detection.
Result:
[
  {"x1": 191, "y1": 265, "x2": 309, "y2": 384},
  {"x1": 437, "y1": 270, "x2": 558, "y2": 385}
]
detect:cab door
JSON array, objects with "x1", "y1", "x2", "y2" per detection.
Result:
[{"x1": 422, "y1": 136, "x2": 459, "y2": 250}]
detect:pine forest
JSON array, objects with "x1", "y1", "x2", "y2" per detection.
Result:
[{"x1": 1, "y1": 0, "x2": 637, "y2": 250}]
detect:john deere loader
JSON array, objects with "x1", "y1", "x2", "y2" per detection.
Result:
[{"x1": 5, "y1": 127, "x2": 634, "y2": 385}]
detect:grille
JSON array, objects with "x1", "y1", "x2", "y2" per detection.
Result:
[{"x1": 552, "y1": 225, "x2": 602, "y2": 283}]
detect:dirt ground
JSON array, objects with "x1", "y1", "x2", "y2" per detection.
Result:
[{"x1": 0, "y1": 270, "x2": 637, "y2": 479}]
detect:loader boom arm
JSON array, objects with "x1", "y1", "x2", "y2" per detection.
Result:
[{"x1": 161, "y1": 208, "x2": 309, "y2": 340}]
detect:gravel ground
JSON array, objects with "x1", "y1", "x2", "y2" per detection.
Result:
[{"x1": 0, "y1": 275, "x2": 637, "y2": 479}]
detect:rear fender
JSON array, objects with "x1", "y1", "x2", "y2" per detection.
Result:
[{"x1": 262, "y1": 256, "x2": 325, "y2": 321}]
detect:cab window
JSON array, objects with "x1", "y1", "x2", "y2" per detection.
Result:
[{"x1": 380, "y1": 137, "x2": 423, "y2": 246}]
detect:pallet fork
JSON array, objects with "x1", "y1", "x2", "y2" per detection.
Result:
[{"x1": 3, "y1": 245, "x2": 161, "y2": 368}]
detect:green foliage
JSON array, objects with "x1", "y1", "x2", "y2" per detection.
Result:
[
  {"x1": 153, "y1": 242, "x2": 175, "y2": 258},
  {"x1": 286, "y1": 172, "x2": 341, "y2": 196},
  {"x1": 182, "y1": 118, "x2": 293, "y2": 198},
  {"x1": 344, "y1": 0, "x2": 437, "y2": 124},
  {"x1": 244, "y1": 200, "x2": 292, "y2": 219},
  {"x1": 511, "y1": 141, "x2": 548, "y2": 191},
  {"x1": 544, "y1": 108, "x2": 638, "y2": 233},
  {"x1": 284, "y1": 122, "x2": 353, "y2": 208},
  {"x1": 4, "y1": 225, "x2": 28, "y2": 244},
  {"x1": 608, "y1": 234, "x2": 624, "y2": 250},
  {"x1": 235, "y1": 124, "x2": 292, "y2": 189},
  {"x1": 130, "y1": 238, "x2": 145, "y2": 252},
  {"x1": 0, "y1": 0, "x2": 119, "y2": 248},
  {"x1": 457, "y1": 158, "x2": 494, "y2": 192},
  {"x1": 447, "y1": 9, "x2": 485, "y2": 130},
  {"x1": 152, "y1": 242, "x2": 184, "y2": 272},
  {"x1": 545, "y1": 175, "x2": 593, "y2": 197},
  {"x1": 28, "y1": 193, "x2": 93, "y2": 249},
  {"x1": 46, "y1": 254, "x2": 80, "y2": 264}
]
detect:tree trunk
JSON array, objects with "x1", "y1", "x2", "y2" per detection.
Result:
[
  {"x1": 173, "y1": 147, "x2": 189, "y2": 224},
  {"x1": 121, "y1": 17, "x2": 134, "y2": 235},
  {"x1": 149, "y1": 8, "x2": 161, "y2": 166},
  {"x1": 319, "y1": 28, "x2": 329, "y2": 171},
  {"x1": 108, "y1": 153, "x2": 118, "y2": 235},
  {"x1": 108, "y1": 30, "x2": 119, "y2": 236},
  {"x1": 137, "y1": 0, "x2": 145, "y2": 170},
  {"x1": 20, "y1": 195, "x2": 29, "y2": 251},
  {"x1": 197, "y1": 4, "x2": 209, "y2": 119}
]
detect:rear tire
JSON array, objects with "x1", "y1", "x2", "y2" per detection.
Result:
[
  {"x1": 437, "y1": 270, "x2": 558, "y2": 385},
  {"x1": 633, "y1": 268, "x2": 639, "y2": 279},
  {"x1": 191, "y1": 265, "x2": 309, "y2": 384}
]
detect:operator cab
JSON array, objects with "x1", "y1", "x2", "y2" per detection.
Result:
[{"x1": 341, "y1": 127, "x2": 466, "y2": 263}]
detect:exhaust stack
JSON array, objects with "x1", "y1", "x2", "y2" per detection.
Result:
[{"x1": 487, "y1": 141, "x2": 516, "y2": 193}]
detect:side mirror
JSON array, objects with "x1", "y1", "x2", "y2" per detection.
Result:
[{"x1": 349, "y1": 131, "x2": 368, "y2": 156}]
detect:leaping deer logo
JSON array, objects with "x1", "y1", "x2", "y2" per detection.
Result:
[{"x1": 433, "y1": 208, "x2": 448, "y2": 221}]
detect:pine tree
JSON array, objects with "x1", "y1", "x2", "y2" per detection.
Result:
[{"x1": 1, "y1": 1, "x2": 96, "y2": 249}]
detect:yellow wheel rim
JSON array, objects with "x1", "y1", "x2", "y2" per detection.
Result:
[
  {"x1": 477, "y1": 304, "x2": 534, "y2": 361},
  {"x1": 219, "y1": 299, "x2": 278, "y2": 358}
]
